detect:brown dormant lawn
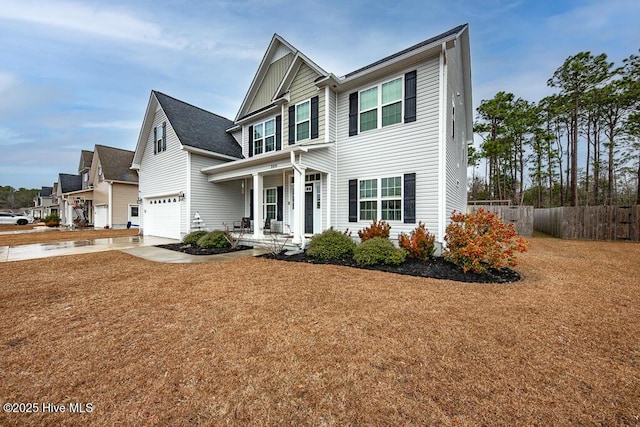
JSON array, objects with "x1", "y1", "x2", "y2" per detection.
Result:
[{"x1": 1, "y1": 236, "x2": 639, "y2": 425}]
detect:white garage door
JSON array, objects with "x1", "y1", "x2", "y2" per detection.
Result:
[
  {"x1": 144, "y1": 197, "x2": 181, "y2": 239},
  {"x1": 94, "y1": 205, "x2": 108, "y2": 228}
]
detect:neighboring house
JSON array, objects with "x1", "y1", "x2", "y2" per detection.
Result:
[
  {"x1": 131, "y1": 91, "x2": 243, "y2": 240},
  {"x1": 56, "y1": 173, "x2": 83, "y2": 226},
  {"x1": 50, "y1": 182, "x2": 59, "y2": 216},
  {"x1": 32, "y1": 186, "x2": 54, "y2": 219},
  {"x1": 89, "y1": 145, "x2": 139, "y2": 229},
  {"x1": 135, "y1": 24, "x2": 472, "y2": 249}
]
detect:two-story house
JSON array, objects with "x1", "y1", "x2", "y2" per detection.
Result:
[
  {"x1": 32, "y1": 186, "x2": 54, "y2": 219},
  {"x1": 135, "y1": 24, "x2": 471, "y2": 250}
]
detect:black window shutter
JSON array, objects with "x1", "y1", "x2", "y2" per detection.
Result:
[
  {"x1": 348, "y1": 92, "x2": 358, "y2": 136},
  {"x1": 162, "y1": 122, "x2": 167, "y2": 151},
  {"x1": 277, "y1": 186, "x2": 283, "y2": 221},
  {"x1": 403, "y1": 173, "x2": 416, "y2": 223},
  {"x1": 310, "y1": 96, "x2": 319, "y2": 139},
  {"x1": 348, "y1": 179, "x2": 358, "y2": 222},
  {"x1": 153, "y1": 127, "x2": 157, "y2": 155},
  {"x1": 275, "y1": 115, "x2": 282, "y2": 151},
  {"x1": 404, "y1": 70, "x2": 417, "y2": 123},
  {"x1": 248, "y1": 125, "x2": 254, "y2": 158},
  {"x1": 288, "y1": 106, "x2": 295, "y2": 144},
  {"x1": 249, "y1": 189, "x2": 254, "y2": 220}
]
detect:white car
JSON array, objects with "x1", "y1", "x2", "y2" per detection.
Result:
[{"x1": 0, "y1": 212, "x2": 35, "y2": 225}]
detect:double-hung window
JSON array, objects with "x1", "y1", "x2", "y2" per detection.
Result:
[
  {"x1": 359, "y1": 77, "x2": 403, "y2": 132},
  {"x1": 381, "y1": 177, "x2": 402, "y2": 220},
  {"x1": 264, "y1": 188, "x2": 277, "y2": 222},
  {"x1": 296, "y1": 100, "x2": 310, "y2": 141},
  {"x1": 358, "y1": 176, "x2": 402, "y2": 221},
  {"x1": 359, "y1": 179, "x2": 378, "y2": 221},
  {"x1": 253, "y1": 119, "x2": 276, "y2": 156}
]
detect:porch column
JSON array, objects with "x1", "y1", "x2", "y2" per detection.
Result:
[
  {"x1": 252, "y1": 173, "x2": 264, "y2": 239},
  {"x1": 292, "y1": 166, "x2": 306, "y2": 245}
]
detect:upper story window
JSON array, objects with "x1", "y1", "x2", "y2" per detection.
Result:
[
  {"x1": 98, "y1": 166, "x2": 104, "y2": 182},
  {"x1": 296, "y1": 100, "x2": 310, "y2": 141},
  {"x1": 254, "y1": 118, "x2": 276, "y2": 156},
  {"x1": 359, "y1": 77, "x2": 402, "y2": 133},
  {"x1": 154, "y1": 122, "x2": 166, "y2": 154},
  {"x1": 349, "y1": 70, "x2": 416, "y2": 137},
  {"x1": 288, "y1": 96, "x2": 318, "y2": 144}
]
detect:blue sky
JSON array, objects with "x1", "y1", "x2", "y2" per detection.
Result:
[{"x1": 0, "y1": 0, "x2": 638, "y2": 190}]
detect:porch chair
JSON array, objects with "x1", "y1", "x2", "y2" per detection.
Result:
[{"x1": 233, "y1": 217, "x2": 251, "y2": 232}]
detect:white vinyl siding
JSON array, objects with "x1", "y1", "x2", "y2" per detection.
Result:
[
  {"x1": 190, "y1": 153, "x2": 244, "y2": 230},
  {"x1": 335, "y1": 58, "x2": 441, "y2": 241},
  {"x1": 139, "y1": 107, "x2": 188, "y2": 237}
]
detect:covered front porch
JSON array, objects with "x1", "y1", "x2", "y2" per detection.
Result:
[{"x1": 202, "y1": 146, "x2": 333, "y2": 248}]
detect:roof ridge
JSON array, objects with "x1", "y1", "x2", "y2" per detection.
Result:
[
  {"x1": 344, "y1": 24, "x2": 467, "y2": 78},
  {"x1": 152, "y1": 90, "x2": 233, "y2": 122}
]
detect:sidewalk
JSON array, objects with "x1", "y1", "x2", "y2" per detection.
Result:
[{"x1": 0, "y1": 235, "x2": 269, "y2": 264}]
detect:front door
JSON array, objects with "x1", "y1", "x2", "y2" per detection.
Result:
[{"x1": 305, "y1": 185, "x2": 313, "y2": 234}]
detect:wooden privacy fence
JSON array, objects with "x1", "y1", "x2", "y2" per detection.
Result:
[
  {"x1": 467, "y1": 205, "x2": 534, "y2": 237},
  {"x1": 533, "y1": 206, "x2": 640, "y2": 241}
]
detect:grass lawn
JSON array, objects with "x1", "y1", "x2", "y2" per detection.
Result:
[{"x1": 1, "y1": 236, "x2": 639, "y2": 425}]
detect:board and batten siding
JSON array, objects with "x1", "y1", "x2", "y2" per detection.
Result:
[
  {"x1": 139, "y1": 106, "x2": 188, "y2": 236},
  {"x1": 248, "y1": 53, "x2": 294, "y2": 115},
  {"x1": 283, "y1": 62, "x2": 325, "y2": 144},
  {"x1": 444, "y1": 41, "x2": 468, "y2": 222},
  {"x1": 334, "y1": 58, "x2": 442, "y2": 240},
  {"x1": 189, "y1": 153, "x2": 244, "y2": 230}
]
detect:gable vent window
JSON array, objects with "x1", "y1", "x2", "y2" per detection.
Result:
[{"x1": 153, "y1": 121, "x2": 167, "y2": 154}]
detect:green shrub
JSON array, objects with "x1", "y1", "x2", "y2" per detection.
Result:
[
  {"x1": 444, "y1": 209, "x2": 528, "y2": 273},
  {"x1": 196, "y1": 230, "x2": 230, "y2": 249},
  {"x1": 183, "y1": 230, "x2": 208, "y2": 245},
  {"x1": 398, "y1": 221, "x2": 436, "y2": 260},
  {"x1": 43, "y1": 213, "x2": 60, "y2": 227},
  {"x1": 354, "y1": 237, "x2": 406, "y2": 266},
  {"x1": 306, "y1": 228, "x2": 356, "y2": 261},
  {"x1": 357, "y1": 220, "x2": 391, "y2": 242}
]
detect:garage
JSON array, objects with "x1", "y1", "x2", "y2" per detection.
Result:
[
  {"x1": 94, "y1": 205, "x2": 108, "y2": 228},
  {"x1": 143, "y1": 196, "x2": 181, "y2": 239}
]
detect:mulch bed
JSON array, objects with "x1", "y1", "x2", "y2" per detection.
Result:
[
  {"x1": 156, "y1": 243, "x2": 252, "y2": 256},
  {"x1": 157, "y1": 243, "x2": 521, "y2": 283},
  {"x1": 262, "y1": 251, "x2": 522, "y2": 283}
]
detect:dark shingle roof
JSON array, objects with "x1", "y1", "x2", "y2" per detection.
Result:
[
  {"x1": 344, "y1": 24, "x2": 467, "y2": 78},
  {"x1": 153, "y1": 91, "x2": 243, "y2": 159},
  {"x1": 78, "y1": 150, "x2": 94, "y2": 173},
  {"x1": 40, "y1": 186, "x2": 53, "y2": 197},
  {"x1": 58, "y1": 173, "x2": 82, "y2": 193},
  {"x1": 95, "y1": 145, "x2": 138, "y2": 183}
]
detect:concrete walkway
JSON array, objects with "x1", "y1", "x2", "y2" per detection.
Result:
[{"x1": 0, "y1": 236, "x2": 268, "y2": 263}]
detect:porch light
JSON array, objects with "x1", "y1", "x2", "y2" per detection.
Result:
[{"x1": 241, "y1": 180, "x2": 245, "y2": 194}]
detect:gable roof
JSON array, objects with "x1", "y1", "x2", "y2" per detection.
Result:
[
  {"x1": 78, "y1": 150, "x2": 94, "y2": 173},
  {"x1": 94, "y1": 145, "x2": 138, "y2": 183},
  {"x1": 153, "y1": 91, "x2": 242, "y2": 159},
  {"x1": 58, "y1": 173, "x2": 82, "y2": 194},
  {"x1": 40, "y1": 186, "x2": 53, "y2": 197}
]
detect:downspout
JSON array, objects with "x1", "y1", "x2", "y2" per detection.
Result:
[{"x1": 108, "y1": 183, "x2": 113, "y2": 228}]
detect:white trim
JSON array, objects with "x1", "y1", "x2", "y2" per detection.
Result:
[
  {"x1": 143, "y1": 190, "x2": 181, "y2": 199},
  {"x1": 294, "y1": 98, "x2": 311, "y2": 142},
  {"x1": 357, "y1": 74, "x2": 405, "y2": 133},
  {"x1": 324, "y1": 86, "x2": 330, "y2": 143},
  {"x1": 107, "y1": 182, "x2": 113, "y2": 228},
  {"x1": 186, "y1": 151, "x2": 191, "y2": 233},
  {"x1": 326, "y1": 172, "x2": 331, "y2": 229},
  {"x1": 438, "y1": 43, "x2": 447, "y2": 243},
  {"x1": 252, "y1": 173, "x2": 264, "y2": 238}
]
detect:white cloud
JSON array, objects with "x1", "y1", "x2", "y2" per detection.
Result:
[{"x1": 0, "y1": 0, "x2": 186, "y2": 49}]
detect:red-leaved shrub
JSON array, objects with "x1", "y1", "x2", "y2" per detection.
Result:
[
  {"x1": 398, "y1": 221, "x2": 436, "y2": 260},
  {"x1": 357, "y1": 220, "x2": 391, "y2": 242},
  {"x1": 444, "y1": 209, "x2": 528, "y2": 273}
]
